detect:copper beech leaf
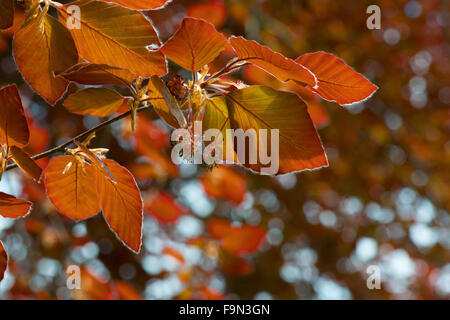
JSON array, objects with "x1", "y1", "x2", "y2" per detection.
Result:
[
  {"x1": 0, "y1": 240, "x2": 6, "y2": 281},
  {"x1": 159, "y1": 17, "x2": 227, "y2": 71},
  {"x1": 94, "y1": 159, "x2": 143, "y2": 253},
  {"x1": 163, "y1": 247, "x2": 185, "y2": 264},
  {"x1": 59, "y1": 63, "x2": 136, "y2": 87},
  {"x1": 144, "y1": 191, "x2": 188, "y2": 223},
  {"x1": 44, "y1": 156, "x2": 100, "y2": 220},
  {"x1": 133, "y1": 139, "x2": 179, "y2": 179},
  {"x1": 56, "y1": 0, "x2": 167, "y2": 78},
  {"x1": 208, "y1": 219, "x2": 266, "y2": 255},
  {"x1": 148, "y1": 76, "x2": 186, "y2": 128},
  {"x1": 74, "y1": 267, "x2": 113, "y2": 300},
  {"x1": 295, "y1": 52, "x2": 378, "y2": 105},
  {"x1": 64, "y1": 88, "x2": 129, "y2": 117},
  {"x1": 295, "y1": 85, "x2": 330, "y2": 128},
  {"x1": 0, "y1": 192, "x2": 32, "y2": 219},
  {"x1": 229, "y1": 36, "x2": 317, "y2": 87},
  {"x1": 0, "y1": 0, "x2": 14, "y2": 30},
  {"x1": 220, "y1": 253, "x2": 253, "y2": 275},
  {"x1": 10, "y1": 146, "x2": 42, "y2": 181},
  {"x1": 203, "y1": 97, "x2": 237, "y2": 162},
  {"x1": 13, "y1": 12, "x2": 79, "y2": 104},
  {"x1": 97, "y1": 0, "x2": 171, "y2": 10},
  {"x1": 0, "y1": 84, "x2": 29, "y2": 147},
  {"x1": 200, "y1": 165, "x2": 246, "y2": 205},
  {"x1": 115, "y1": 281, "x2": 142, "y2": 300},
  {"x1": 243, "y1": 65, "x2": 329, "y2": 128},
  {"x1": 187, "y1": 0, "x2": 227, "y2": 28},
  {"x1": 223, "y1": 86, "x2": 327, "y2": 174}
]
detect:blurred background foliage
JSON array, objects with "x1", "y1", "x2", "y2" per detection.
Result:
[{"x1": 0, "y1": 0, "x2": 449, "y2": 300}]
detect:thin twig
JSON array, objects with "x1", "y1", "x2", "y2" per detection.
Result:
[{"x1": 5, "y1": 104, "x2": 152, "y2": 172}]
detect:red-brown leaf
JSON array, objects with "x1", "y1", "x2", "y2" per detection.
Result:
[
  {"x1": 243, "y1": 64, "x2": 329, "y2": 128},
  {"x1": 64, "y1": 88, "x2": 129, "y2": 117},
  {"x1": 57, "y1": 0, "x2": 166, "y2": 78},
  {"x1": 0, "y1": 191, "x2": 32, "y2": 219},
  {"x1": 10, "y1": 146, "x2": 42, "y2": 181},
  {"x1": 0, "y1": 240, "x2": 7, "y2": 281},
  {"x1": 160, "y1": 17, "x2": 227, "y2": 71},
  {"x1": 94, "y1": 159, "x2": 143, "y2": 253},
  {"x1": 220, "y1": 254, "x2": 253, "y2": 275},
  {"x1": 200, "y1": 165, "x2": 247, "y2": 205},
  {"x1": 0, "y1": 84, "x2": 29, "y2": 147},
  {"x1": 13, "y1": 13, "x2": 78, "y2": 104},
  {"x1": 97, "y1": 0, "x2": 171, "y2": 10},
  {"x1": 114, "y1": 281, "x2": 142, "y2": 300},
  {"x1": 295, "y1": 52, "x2": 378, "y2": 105},
  {"x1": 229, "y1": 36, "x2": 316, "y2": 87},
  {"x1": 187, "y1": 0, "x2": 227, "y2": 28},
  {"x1": 144, "y1": 191, "x2": 188, "y2": 223},
  {"x1": 44, "y1": 156, "x2": 100, "y2": 220},
  {"x1": 0, "y1": 0, "x2": 14, "y2": 30},
  {"x1": 59, "y1": 63, "x2": 137, "y2": 87},
  {"x1": 163, "y1": 247, "x2": 185, "y2": 264},
  {"x1": 208, "y1": 219, "x2": 266, "y2": 255},
  {"x1": 225, "y1": 86, "x2": 328, "y2": 174}
]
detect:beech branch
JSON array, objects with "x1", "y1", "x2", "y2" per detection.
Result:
[{"x1": 5, "y1": 104, "x2": 152, "y2": 172}]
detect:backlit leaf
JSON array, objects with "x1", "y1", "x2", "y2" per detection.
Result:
[
  {"x1": 208, "y1": 219, "x2": 266, "y2": 255},
  {"x1": 207, "y1": 219, "x2": 232, "y2": 239},
  {"x1": 220, "y1": 253, "x2": 253, "y2": 275},
  {"x1": 13, "y1": 12, "x2": 78, "y2": 104},
  {"x1": 225, "y1": 86, "x2": 328, "y2": 174},
  {"x1": 133, "y1": 152, "x2": 179, "y2": 179},
  {"x1": 59, "y1": 63, "x2": 136, "y2": 87},
  {"x1": 144, "y1": 191, "x2": 188, "y2": 223},
  {"x1": 64, "y1": 88, "x2": 129, "y2": 117},
  {"x1": 44, "y1": 156, "x2": 100, "y2": 220},
  {"x1": 203, "y1": 97, "x2": 237, "y2": 162},
  {"x1": 200, "y1": 165, "x2": 246, "y2": 205},
  {"x1": 295, "y1": 86, "x2": 330, "y2": 128},
  {"x1": 0, "y1": 240, "x2": 6, "y2": 281},
  {"x1": 159, "y1": 17, "x2": 227, "y2": 71},
  {"x1": 57, "y1": 0, "x2": 167, "y2": 77},
  {"x1": 133, "y1": 116, "x2": 170, "y2": 149},
  {"x1": 187, "y1": 0, "x2": 227, "y2": 28},
  {"x1": 114, "y1": 281, "x2": 142, "y2": 300},
  {"x1": 94, "y1": 159, "x2": 143, "y2": 253},
  {"x1": 243, "y1": 64, "x2": 329, "y2": 128},
  {"x1": 73, "y1": 267, "x2": 113, "y2": 300},
  {"x1": 229, "y1": 36, "x2": 316, "y2": 87},
  {"x1": 295, "y1": 52, "x2": 378, "y2": 105},
  {"x1": 195, "y1": 287, "x2": 225, "y2": 300},
  {"x1": 163, "y1": 247, "x2": 185, "y2": 264},
  {"x1": 10, "y1": 146, "x2": 42, "y2": 182},
  {"x1": 0, "y1": 191, "x2": 32, "y2": 219},
  {"x1": 97, "y1": 0, "x2": 171, "y2": 10},
  {"x1": 0, "y1": 84, "x2": 29, "y2": 147},
  {"x1": 0, "y1": 0, "x2": 14, "y2": 30}
]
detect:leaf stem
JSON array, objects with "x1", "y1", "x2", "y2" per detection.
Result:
[{"x1": 5, "y1": 104, "x2": 152, "y2": 172}]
